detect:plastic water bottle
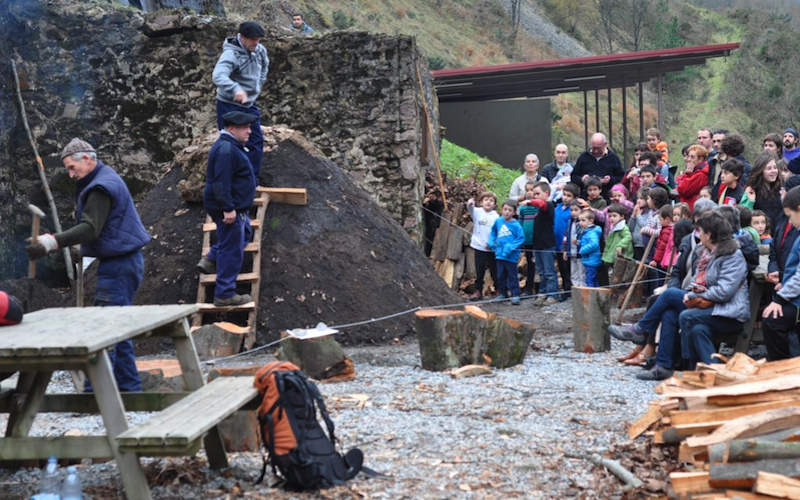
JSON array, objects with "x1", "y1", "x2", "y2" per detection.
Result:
[
  {"x1": 60, "y1": 466, "x2": 82, "y2": 500},
  {"x1": 32, "y1": 456, "x2": 61, "y2": 499}
]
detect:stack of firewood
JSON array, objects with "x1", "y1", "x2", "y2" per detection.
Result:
[
  {"x1": 429, "y1": 202, "x2": 475, "y2": 289},
  {"x1": 630, "y1": 353, "x2": 800, "y2": 499}
]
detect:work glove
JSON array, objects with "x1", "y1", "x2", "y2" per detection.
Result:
[{"x1": 26, "y1": 234, "x2": 58, "y2": 260}]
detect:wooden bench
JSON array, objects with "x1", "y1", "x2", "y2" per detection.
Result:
[{"x1": 116, "y1": 376, "x2": 259, "y2": 456}]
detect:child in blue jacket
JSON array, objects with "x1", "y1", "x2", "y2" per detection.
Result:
[
  {"x1": 578, "y1": 209, "x2": 603, "y2": 287},
  {"x1": 488, "y1": 200, "x2": 526, "y2": 305}
]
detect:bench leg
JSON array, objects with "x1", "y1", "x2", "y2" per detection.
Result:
[
  {"x1": 173, "y1": 319, "x2": 229, "y2": 469},
  {"x1": 5, "y1": 371, "x2": 50, "y2": 438},
  {"x1": 85, "y1": 351, "x2": 152, "y2": 500},
  {"x1": 737, "y1": 282, "x2": 765, "y2": 353}
]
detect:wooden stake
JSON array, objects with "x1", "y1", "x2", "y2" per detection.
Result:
[
  {"x1": 415, "y1": 63, "x2": 447, "y2": 211},
  {"x1": 615, "y1": 234, "x2": 656, "y2": 324}
]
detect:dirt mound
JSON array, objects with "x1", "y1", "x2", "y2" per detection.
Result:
[{"x1": 131, "y1": 128, "x2": 458, "y2": 346}]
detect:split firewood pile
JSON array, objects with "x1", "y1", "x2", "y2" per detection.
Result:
[{"x1": 629, "y1": 352, "x2": 800, "y2": 499}]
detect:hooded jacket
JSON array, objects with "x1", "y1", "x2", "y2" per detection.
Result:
[
  {"x1": 685, "y1": 238, "x2": 750, "y2": 323},
  {"x1": 212, "y1": 37, "x2": 269, "y2": 107},
  {"x1": 578, "y1": 225, "x2": 603, "y2": 267},
  {"x1": 602, "y1": 220, "x2": 633, "y2": 265},
  {"x1": 676, "y1": 161, "x2": 709, "y2": 210},
  {"x1": 488, "y1": 217, "x2": 525, "y2": 263}
]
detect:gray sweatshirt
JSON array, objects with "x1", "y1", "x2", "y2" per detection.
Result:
[{"x1": 212, "y1": 37, "x2": 269, "y2": 107}]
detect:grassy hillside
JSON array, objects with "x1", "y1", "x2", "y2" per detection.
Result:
[{"x1": 440, "y1": 139, "x2": 517, "y2": 198}]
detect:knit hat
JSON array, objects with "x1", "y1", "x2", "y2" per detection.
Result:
[
  {"x1": 785, "y1": 128, "x2": 799, "y2": 140},
  {"x1": 610, "y1": 184, "x2": 629, "y2": 199},
  {"x1": 60, "y1": 138, "x2": 96, "y2": 159}
]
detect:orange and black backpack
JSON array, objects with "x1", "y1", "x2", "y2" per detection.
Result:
[{"x1": 253, "y1": 361, "x2": 369, "y2": 490}]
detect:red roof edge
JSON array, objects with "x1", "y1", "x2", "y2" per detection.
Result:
[{"x1": 431, "y1": 43, "x2": 741, "y2": 78}]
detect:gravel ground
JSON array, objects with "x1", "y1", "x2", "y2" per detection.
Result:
[{"x1": 0, "y1": 299, "x2": 658, "y2": 499}]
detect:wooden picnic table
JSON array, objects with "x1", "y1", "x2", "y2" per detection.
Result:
[{"x1": 0, "y1": 304, "x2": 259, "y2": 500}]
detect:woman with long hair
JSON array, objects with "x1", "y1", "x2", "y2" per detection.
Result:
[{"x1": 741, "y1": 150, "x2": 785, "y2": 228}]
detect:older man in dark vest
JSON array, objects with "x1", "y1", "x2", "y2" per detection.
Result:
[{"x1": 26, "y1": 138, "x2": 151, "y2": 391}]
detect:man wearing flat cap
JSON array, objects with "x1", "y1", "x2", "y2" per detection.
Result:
[
  {"x1": 198, "y1": 111, "x2": 258, "y2": 307},
  {"x1": 26, "y1": 138, "x2": 150, "y2": 392},
  {"x1": 212, "y1": 20, "x2": 269, "y2": 178}
]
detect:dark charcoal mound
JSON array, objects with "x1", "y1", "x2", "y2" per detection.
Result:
[{"x1": 128, "y1": 131, "x2": 458, "y2": 347}]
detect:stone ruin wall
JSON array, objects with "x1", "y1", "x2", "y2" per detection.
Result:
[{"x1": 0, "y1": 0, "x2": 437, "y2": 279}]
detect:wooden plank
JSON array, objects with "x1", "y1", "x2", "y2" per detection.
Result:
[
  {"x1": 754, "y1": 471, "x2": 800, "y2": 499},
  {"x1": 671, "y1": 471, "x2": 712, "y2": 495},
  {"x1": 0, "y1": 304, "x2": 197, "y2": 357},
  {"x1": 0, "y1": 436, "x2": 112, "y2": 460},
  {"x1": 115, "y1": 377, "x2": 259, "y2": 448},
  {"x1": 203, "y1": 219, "x2": 261, "y2": 232},
  {"x1": 709, "y1": 391, "x2": 800, "y2": 407},
  {"x1": 85, "y1": 351, "x2": 152, "y2": 500},
  {"x1": 202, "y1": 242, "x2": 259, "y2": 255},
  {"x1": 1, "y1": 392, "x2": 193, "y2": 414},
  {"x1": 630, "y1": 403, "x2": 663, "y2": 439},
  {"x1": 199, "y1": 272, "x2": 258, "y2": 284},
  {"x1": 709, "y1": 459, "x2": 800, "y2": 489},
  {"x1": 665, "y1": 376, "x2": 800, "y2": 401},
  {"x1": 195, "y1": 302, "x2": 256, "y2": 313},
  {"x1": 670, "y1": 400, "x2": 800, "y2": 426},
  {"x1": 255, "y1": 187, "x2": 307, "y2": 205}
]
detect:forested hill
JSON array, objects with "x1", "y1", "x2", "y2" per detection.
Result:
[{"x1": 228, "y1": 0, "x2": 800, "y2": 165}]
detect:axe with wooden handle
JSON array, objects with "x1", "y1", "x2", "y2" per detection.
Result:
[{"x1": 28, "y1": 204, "x2": 45, "y2": 279}]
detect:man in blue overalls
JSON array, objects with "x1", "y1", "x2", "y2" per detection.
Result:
[
  {"x1": 26, "y1": 138, "x2": 151, "y2": 391},
  {"x1": 212, "y1": 21, "x2": 269, "y2": 178},
  {"x1": 198, "y1": 111, "x2": 258, "y2": 307}
]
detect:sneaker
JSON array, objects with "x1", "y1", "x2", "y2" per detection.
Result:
[
  {"x1": 635, "y1": 365, "x2": 674, "y2": 381},
  {"x1": 608, "y1": 324, "x2": 647, "y2": 346},
  {"x1": 197, "y1": 255, "x2": 217, "y2": 274},
  {"x1": 544, "y1": 297, "x2": 561, "y2": 306},
  {"x1": 213, "y1": 293, "x2": 253, "y2": 307},
  {"x1": 493, "y1": 294, "x2": 507, "y2": 303},
  {"x1": 511, "y1": 296, "x2": 521, "y2": 305},
  {"x1": 533, "y1": 296, "x2": 547, "y2": 306},
  {"x1": 469, "y1": 291, "x2": 482, "y2": 302}
]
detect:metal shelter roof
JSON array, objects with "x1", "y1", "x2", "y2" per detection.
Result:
[{"x1": 432, "y1": 43, "x2": 740, "y2": 102}]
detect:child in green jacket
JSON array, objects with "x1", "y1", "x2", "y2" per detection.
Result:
[{"x1": 602, "y1": 203, "x2": 634, "y2": 267}]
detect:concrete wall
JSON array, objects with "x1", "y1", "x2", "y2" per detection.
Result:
[{"x1": 439, "y1": 99, "x2": 552, "y2": 171}]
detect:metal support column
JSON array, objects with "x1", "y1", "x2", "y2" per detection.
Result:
[
  {"x1": 607, "y1": 84, "x2": 613, "y2": 149},
  {"x1": 657, "y1": 64, "x2": 663, "y2": 133},
  {"x1": 595, "y1": 89, "x2": 600, "y2": 133},
  {"x1": 638, "y1": 77, "x2": 644, "y2": 142},
  {"x1": 583, "y1": 90, "x2": 589, "y2": 150},
  {"x1": 622, "y1": 80, "x2": 628, "y2": 167}
]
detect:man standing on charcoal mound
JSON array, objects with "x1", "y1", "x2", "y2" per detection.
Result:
[
  {"x1": 198, "y1": 111, "x2": 258, "y2": 307},
  {"x1": 212, "y1": 20, "x2": 269, "y2": 178},
  {"x1": 26, "y1": 138, "x2": 150, "y2": 392}
]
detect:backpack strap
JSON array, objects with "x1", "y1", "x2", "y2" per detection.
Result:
[{"x1": 307, "y1": 381, "x2": 337, "y2": 444}]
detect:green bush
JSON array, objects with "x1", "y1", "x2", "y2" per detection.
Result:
[{"x1": 332, "y1": 10, "x2": 354, "y2": 29}]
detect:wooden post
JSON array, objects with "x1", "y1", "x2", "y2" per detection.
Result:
[{"x1": 572, "y1": 286, "x2": 612, "y2": 353}]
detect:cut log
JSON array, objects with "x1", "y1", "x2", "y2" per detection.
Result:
[
  {"x1": 709, "y1": 459, "x2": 800, "y2": 489},
  {"x1": 709, "y1": 390, "x2": 800, "y2": 407},
  {"x1": 629, "y1": 403, "x2": 663, "y2": 440},
  {"x1": 445, "y1": 203, "x2": 465, "y2": 260},
  {"x1": 718, "y1": 441, "x2": 800, "y2": 463},
  {"x1": 682, "y1": 408, "x2": 800, "y2": 461},
  {"x1": 438, "y1": 259, "x2": 457, "y2": 288},
  {"x1": 754, "y1": 471, "x2": 800, "y2": 499},
  {"x1": 192, "y1": 322, "x2": 248, "y2": 358},
  {"x1": 571, "y1": 286, "x2": 612, "y2": 353},
  {"x1": 136, "y1": 359, "x2": 185, "y2": 392},
  {"x1": 669, "y1": 400, "x2": 800, "y2": 427},
  {"x1": 610, "y1": 256, "x2": 644, "y2": 307},
  {"x1": 415, "y1": 306, "x2": 534, "y2": 372},
  {"x1": 276, "y1": 334, "x2": 355, "y2": 382},
  {"x1": 464, "y1": 246, "x2": 476, "y2": 280},
  {"x1": 207, "y1": 367, "x2": 260, "y2": 452}
]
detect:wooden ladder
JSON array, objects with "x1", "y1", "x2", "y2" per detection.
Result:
[
  {"x1": 192, "y1": 191, "x2": 269, "y2": 351},
  {"x1": 192, "y1": 187, "x2": 308, "y2": 352}
]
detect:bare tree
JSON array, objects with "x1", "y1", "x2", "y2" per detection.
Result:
[
  {"x1": 596, "y1": 0, "x2": 622, "y2": 54},
  {"x1": 629, "y1": 0, "x2": 652, "y2": 52},
  {"x1": 510, "y1": 0, "x2": 523, "y2": 41}
]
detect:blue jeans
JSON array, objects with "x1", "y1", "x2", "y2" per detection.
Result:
[
  {"x1": 680, "y1": 307, "x2": 744, "y2": 369},
  {"x1": 87, "y1": 251, "x2": 144, "y2": 392},
  {"x1": 207, "y1": 210, "x2": 251, "y2": 300},
  {"x1": 216, "y1": 100, "x2": 264, "y2": 177},
  {"x1": 496, "y1": 259, "x2": 520, "y2": 297},
  {"x1": 534, "y1": 248, "x2": 558, "y2": 297},
  {"x1": 584, "y1": 265, "x2": 599, "y2": 287},
  {"x1": 637, "y1": 288, "x2": 686, "y2": 370}
]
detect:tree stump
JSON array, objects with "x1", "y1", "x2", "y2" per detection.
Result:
[
  {"x1": 572, "y1": 286, "x2": 612, "y2": 353},
  {"x1": 192, "y1": 322, "x2": 248, "y2": 358},
  {"x1": 276, "y1": 334, "x2": 355, "y2": 381},
  {"x1": 415, "y1": 306, "x2": 535, "y2": 371},
  {"x1": 611, "y1": 256, "x2": 645, "y2": 307}
]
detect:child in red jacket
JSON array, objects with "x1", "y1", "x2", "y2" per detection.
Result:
[{"x1": 649, "y1": 205, "x2": 674, "y2": 271}]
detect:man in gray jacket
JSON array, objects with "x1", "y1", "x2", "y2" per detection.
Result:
[{"x1": 212, "y1": 21, "x2": 269, "y2": 177}]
